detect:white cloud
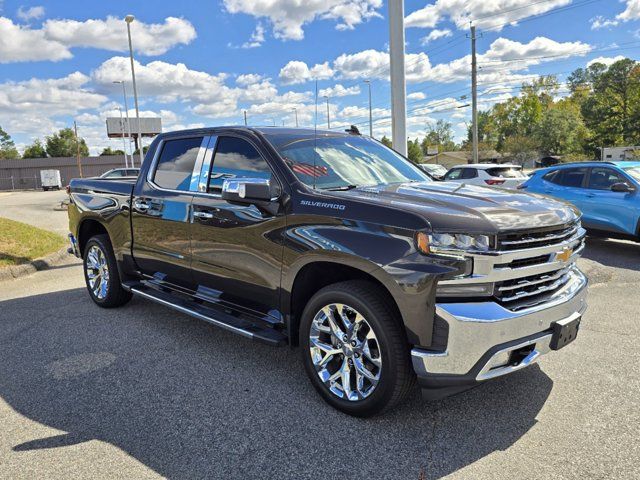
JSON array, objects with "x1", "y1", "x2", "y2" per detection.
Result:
[
  {"x1": 407, "y1": 92, "x2": 426, "y2": 100},
  {"x1": 0, "y1": 17, "x2": 70, "y2": 63},
  {"x1": 0, "y1": 15, "x2": 195, "y2": 63},
  {"x1": 587, "y1": 55, "x2": 626, "y2": 67},
  {"x1": 241, "y1": 23, "x2": 265, "y2": 48},
  {"x1": 16, "y1": 5, "x2": 44, "y2": 22},
  {"x1": 44, "y1": 16, "x2": 196, "y2": 56},
  {"x1": 406, "y1": 0, "x2": 571, "y2": 31},
  {"x1": 0, "y1": 72, "x2": 107, "y2": 134},
  {"x1": 279, "y1": 60, "x2": 334, "y2": 84},
  {"x1": 223, "y1": 0, "x2": 382, "y2": 41},
  {"x1": 318, "y1": 84, "x2": 360, "y2": 97},
  {"x1": 420, "y1": 28, "x2": 451, "y2": 45},
  {"x1": 617, "y1": 0, "x2": 640, "y2": 21},
  {"x1": 236, "y1": 73, "x2": 264, "y2": 86},
  {"x1": 590, "y1": 15, "x2": 619, "y2": 30}
]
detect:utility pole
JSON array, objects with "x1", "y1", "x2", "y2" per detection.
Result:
[
  {"x1": 364, "y1": 80, "x2": 373, "y2": 137},
  {"x1": 388, "y1": 0, "x2": 407, "y2": 156},
  {"x1": 73, "y1": 121, "x2": 83, "y2": 178},
  {"x1": 470, "y1": 24, "x2": 479, "y2": 164},
  {"x1": 293, "y1": 108, "x2": 299, "y2": 127},
  {"x1": 324, "y1": 96, "x2": 330, "y2": 129},
  {"x1": 125, "y1": 15, "x2": 144, "y2": 167},
  {"x1": 243, "y1": 110, "x2": 248, "y2": 126}
]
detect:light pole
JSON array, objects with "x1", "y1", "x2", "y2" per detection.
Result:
[
  {"x1": 363, "y1": 80, "x2": 373, "y2": 137},
  {"x1": 117, "y1": 107, "x2": 129, "y2": 168},
  {"x1": 113, "y1": 80, "x2": 133, "y2": 167},
  {"x1": 388, "y1": 0, "x2": 407, "y2": 155},
  {"x1": 323, "y1": 96, "x2": 330, "y2": 129},
  {"x1": 125, "y1": 14, "x2": 144, "y2": 167},
  {"x1": 293, "y1": 108, "x2": 299, "y2": 127}
]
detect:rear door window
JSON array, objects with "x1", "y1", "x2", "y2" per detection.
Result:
[
  {"x1": 587, "y1": 167, "x2": 628, "y2": 190},
  {"x1": 152, "y1": 137, "x2": 202, "y2": 191},
  {"x1": 208, "y1": 136, "x2": 272, "y2": 193}
]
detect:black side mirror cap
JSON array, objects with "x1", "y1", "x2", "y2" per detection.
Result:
[{"x1": 611, "y1": 182, "x2": 635, "y2": 193}]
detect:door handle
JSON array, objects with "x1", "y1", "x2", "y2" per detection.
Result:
[
  {"x1": 134, "y1": 199, "x2": 150, "y2": 211},
  {"x1": 193, "y1": 211, "x2": 214, "y2": 219}
]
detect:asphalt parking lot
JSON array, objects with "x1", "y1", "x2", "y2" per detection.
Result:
[{"x1": 0, "y1": 190, "x2": 638, "y2": 479}]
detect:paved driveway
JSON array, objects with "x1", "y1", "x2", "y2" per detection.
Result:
[
  {"x1": 0, "y1": 190, "x2": 69, "y2": 235},
  {"x1": 0, "y1": 192, "x2": 638, "y2": 479}
]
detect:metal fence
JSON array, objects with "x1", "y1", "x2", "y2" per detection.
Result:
[{"x1": 0, "y1": 155, "x2": 128, "y2": 191}]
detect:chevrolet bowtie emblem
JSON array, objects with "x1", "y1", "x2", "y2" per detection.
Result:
[{"x1": 556, "y1": 247, "x2": 573, "y2": 262}]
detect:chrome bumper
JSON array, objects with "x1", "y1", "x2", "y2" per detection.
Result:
[{"x1": 412, "y1": 267, "x2": 588, "y2": 380}]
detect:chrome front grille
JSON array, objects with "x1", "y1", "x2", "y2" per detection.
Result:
[
  {"x1": 436, "y1": 219, "x2": 586, "y2": 311},
  {"x1": 497, "y1": 221, "x2": 579, "y2": 251}
]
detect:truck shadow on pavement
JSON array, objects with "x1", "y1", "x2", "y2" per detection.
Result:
[
  {"x1": 0, "y1": 288, "x2": 553, "y2": 480},
  {"x1": 582, "y1": 236, "x2": 640, "y2": 272}
]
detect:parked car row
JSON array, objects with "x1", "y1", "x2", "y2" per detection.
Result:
[{"x1": 416, "y1": 159, "x2": 640, "y2": 241}]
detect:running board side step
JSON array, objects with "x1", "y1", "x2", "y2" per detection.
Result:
[{"x1": 126, "y1": 283, "x2": 287, "y2": 346}]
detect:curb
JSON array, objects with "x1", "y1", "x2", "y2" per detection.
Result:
[{"x1": 0, "y1": 247, "x2": 72, "y2": 283}]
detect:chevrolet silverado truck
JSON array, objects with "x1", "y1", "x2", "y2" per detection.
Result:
[{"x1": 67, "y1": 127, "x2": 588, "y2": 417}]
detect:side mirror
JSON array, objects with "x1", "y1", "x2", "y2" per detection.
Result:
[
  {"x1": 611, "y1": 182, "x2": 635, "y2": 193},
  {"x1": 221, "y1": 178, "x2": 275, "y2": 204}
]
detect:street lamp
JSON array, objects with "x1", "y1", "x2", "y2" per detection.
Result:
[
  {"x1": 292, "y1": 108, "x2": 299, "y2": 127},
  {"x1": 363, "y1": 80, "x2": 373, "y2": 137},
  {"x1": 125, "y1": 14, "x2": 144, "y2": 167},
  {"x1": 113, "y1": 80, "x2": 133, "y2": 167},
  {"x1": 323, "y1": 96, "x2": 330, "y2": 129},
  {"x1": 117, "y1": 107, "x2": 129, "y2": 168}
]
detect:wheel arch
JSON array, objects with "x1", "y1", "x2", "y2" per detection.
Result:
[
  {"x1": 285, "y1": 259, "x2": 404, "y2": 347},
  {"x1": 77, "y1": 218, "x2": 109, "y2": 256}
]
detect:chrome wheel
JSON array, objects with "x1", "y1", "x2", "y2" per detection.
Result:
[
  {"x1": 85, "y1": 245, "x2": 109, "y2": 300},
  {"x1": 309, "y1": 303, "x2": 382, "y2": 401}
]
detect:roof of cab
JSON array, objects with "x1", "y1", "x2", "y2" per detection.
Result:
[{"x1": 450, "y1": 163, "x2": 521, "y2": 169}]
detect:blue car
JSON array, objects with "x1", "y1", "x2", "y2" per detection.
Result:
[{"x1": 520, "y1": 161, "x2": 640, "y2": 240}]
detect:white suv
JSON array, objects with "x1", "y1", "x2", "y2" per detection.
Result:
[{"x1": 443, "y1": 164, "x2": 527, "y2": 189}]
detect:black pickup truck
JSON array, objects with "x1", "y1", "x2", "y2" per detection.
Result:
[{"x1": 68, "y1": 127, "x2": 588, "y2": 416}]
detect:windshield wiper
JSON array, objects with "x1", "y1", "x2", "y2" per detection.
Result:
[{"x1": 321, "y1": 184, "x2": 359, "y2": 191}]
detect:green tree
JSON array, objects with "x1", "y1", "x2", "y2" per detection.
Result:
[
  {"x1": 46, "y1": 128, "x2": 89, "y2": 158},
  {"x1": 22, "y1": 139, "x2": 47, "y2": 159},
  {"x1": 133, "y1": 145, "x2": 150, "y2": 155},
  {"x1": 422, "y1": 119, "x2": 455, "y2": 154},
  {"x1": 579, "y1": 59, "x2": 640, "y2": 147},
  {"x1": 380, "y1": 135, "x2": 392, "y2": 148},
  {"x1": 407, "y1": 138, "x2": 423, "y2": 163},
  {"x1": 534, "y1": 102, "x2": 588, "y2": 156},
  {"x1": 0, "y1": 125, "x2": 20, "y2": 159},
  {"x1": 100, "y1": 147, "x2": 125, "y2": 156}
]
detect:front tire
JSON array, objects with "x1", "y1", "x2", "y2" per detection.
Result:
[
  {"x1": 299, "y1": 280, "x2": 415, "y2": 417},
  {"x1": 83, "y1": 234, "x2": 132, "y2": 308}
]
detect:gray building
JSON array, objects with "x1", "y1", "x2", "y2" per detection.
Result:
[{"x1": 0, "y1": 155, "x2": 128, "y2": 191}]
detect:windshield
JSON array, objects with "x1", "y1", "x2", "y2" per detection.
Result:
[
  {"x1": 485, "y1": 167, "x2": 526, "y2": 178},
  {"x1": 623, "y1": 166, "x2": 640, "y2": 183},
  {"x1": 265, "y1": 133, "x2": 430, "y2": 189}
]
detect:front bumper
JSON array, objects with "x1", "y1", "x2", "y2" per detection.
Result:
[{"x1": 411, "y1": 267, "x2": 588, "y2": 399}]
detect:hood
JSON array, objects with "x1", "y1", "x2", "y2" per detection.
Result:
[{"x1": 334, "y1": 181, "x2": 579, "y2": 233}]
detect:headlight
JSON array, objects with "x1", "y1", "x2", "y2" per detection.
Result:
[
  {"x1": 426, "y1": 233, "x2": 493, "y2": 253},
  {"x1": 415, "y1": 231, "x2": 493, "y2": 256}
]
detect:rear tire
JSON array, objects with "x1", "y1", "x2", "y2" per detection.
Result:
[
  {"x1": 299, "y1": 280, "x2": 415, "y2": 417},
  {"x1": 83, "y1": 234, "x2": 132, "y2": 308}
]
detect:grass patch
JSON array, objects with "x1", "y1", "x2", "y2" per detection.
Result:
[{"x1": 0, "y1": 218, "x2": 65, "y2": 267}]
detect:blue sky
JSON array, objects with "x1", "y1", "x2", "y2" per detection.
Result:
[{"x1": 1, "y1": 0, "x2": 639, "y2": 155}]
